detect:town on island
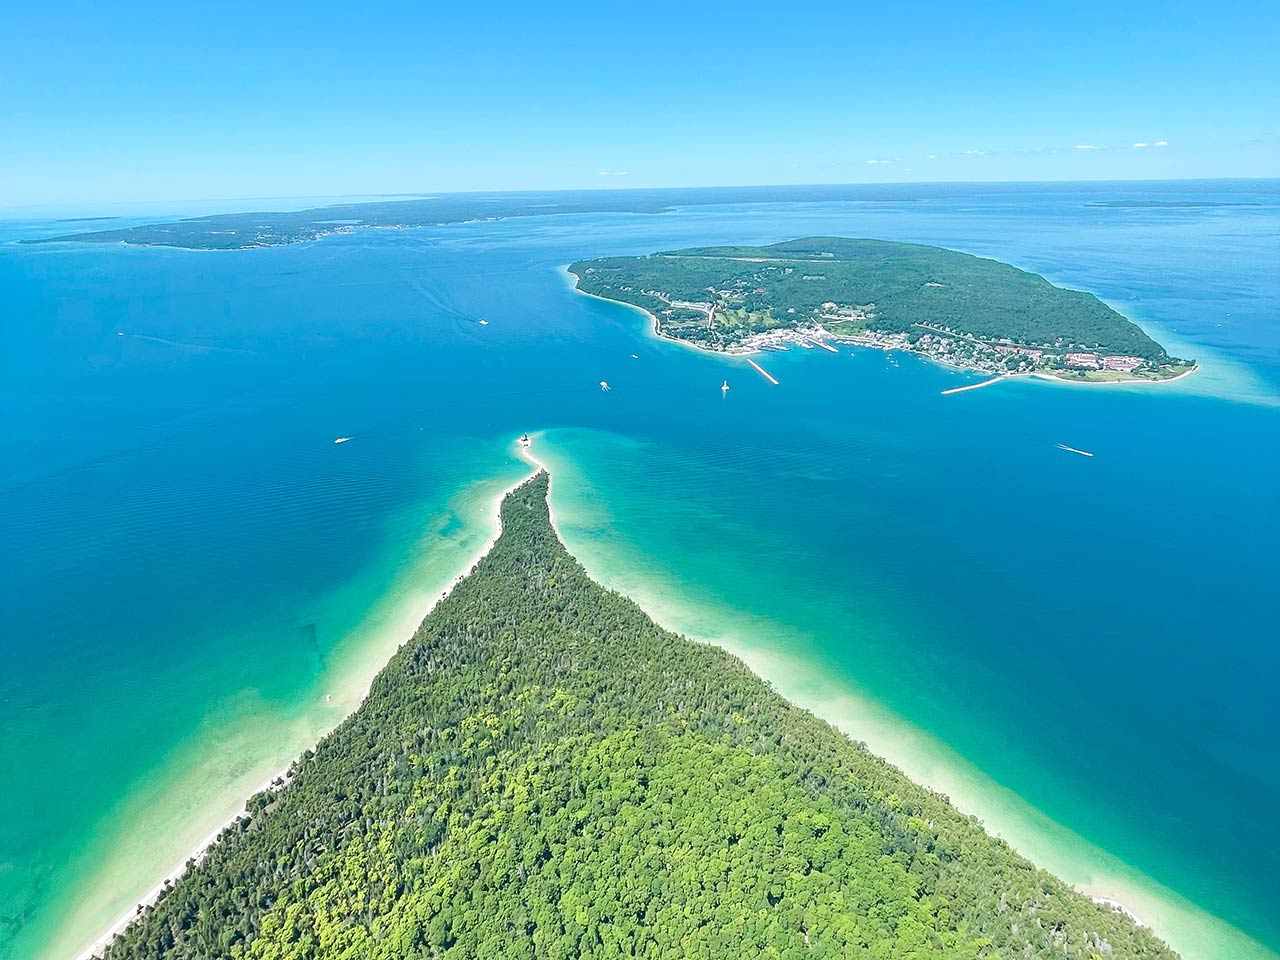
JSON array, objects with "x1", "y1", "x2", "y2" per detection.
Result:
[{"x1": 569, "y1": 237, "x2": 1196, "y2": 385}]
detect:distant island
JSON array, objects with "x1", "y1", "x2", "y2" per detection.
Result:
[
  {"x1": 569, "y1": 238, "x2": 1195, "y2": 383},
  {"x1": 22, "y1": 195, "x2": 674, "y2": 250},
  {"x1": 23, "y1": 186, "x2": 929, "y2": 251},
  {"x1": 95, "y1": 470, "x2": 1175, "y2": 960}
]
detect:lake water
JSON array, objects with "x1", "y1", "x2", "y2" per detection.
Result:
[{"x1": 1, "y1": 181, "x2": 1277, "y2": 960}]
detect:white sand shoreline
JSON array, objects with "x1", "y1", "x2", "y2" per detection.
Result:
[
  {"x1": 74, "y1": 441, "x2": 548, "y2": 960},
  {"x1": 74, "y1": 439, "x2": 1251, "y2": 960}
]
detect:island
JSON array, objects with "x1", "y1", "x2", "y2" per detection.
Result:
[
  {"x1": 23, "y1": 186, "x2": 924, "y2": 251},
  {"x1": 95, "y1": 471, "x2": 1175, "y2": 960},
  {"x1": 569, "y1": 237, "x2": 1195, "y2": 383},
  {"x1": 23, "y1": 194, "x2": 674, "y2": 250}
]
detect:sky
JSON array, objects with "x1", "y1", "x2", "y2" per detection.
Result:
[{"x1": 1, "y1": 0, "x2": 1276, "y2": 206}]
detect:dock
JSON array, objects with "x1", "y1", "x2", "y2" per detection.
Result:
[
  {"x1": 941, "y1": 376, "x2": 1004, "y2": 396},
  {"x1": 746, "y1": 358, "x2": 779, "y2": 385}
]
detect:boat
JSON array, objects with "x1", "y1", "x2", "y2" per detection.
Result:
[
  {"x1": 519, "y1": 434, "x2": 531, "y2": 448},
  {"x1": 1056, "y1": 443, "x2": 1094, "y2": 458},
  {"x1": 721, "y1": 380, "x2": 730, "y2": 393},
  {"x1": 333, "y1": 437, "x2": 352, "y2": 444},
  {"x1": 479, "y1": 319, "x2": 489, "y2": 326}
]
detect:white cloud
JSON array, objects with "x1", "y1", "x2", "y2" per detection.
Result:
[
  {"x1": 965, "y1": 149, "x2": 985, "y2": 156},
  {"x1": 1075, "y1": 144, "x2": 1099, "y2": 150},
  {"x1": 1132, "y1": 142, "x2": 1149, "y2": 148},
  {"x1": 928, "y1": 154, "x2": 938, "y2": 159},
  {"x1": 1154, "y1": 140, "x2": 1169, "y2": 147},
  {"x1": 597, "y1": 170, "x2": 628, "y2": 177},
  {"x1": 865, "y1": 159, "x2": 892, "y2": 165}
]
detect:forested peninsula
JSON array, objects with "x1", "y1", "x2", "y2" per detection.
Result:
[
  {"x1": 98, "y1": 473, "x2": 1175, "y2": 960},
  {"x1": 569, "y1": 238, "x2": 1194, "y2": 382}
]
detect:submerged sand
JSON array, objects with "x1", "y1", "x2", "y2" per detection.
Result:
[
  {"x1": 62, "y1": 446, "x2": 543, "y2": 960},
  {"x1": 59, "y1": 438, "x2": 1274, "y2": 960}
]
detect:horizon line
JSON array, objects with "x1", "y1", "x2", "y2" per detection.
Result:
[{"x1": 3, "y1": 176, "x2": 1277, "y2": 217}]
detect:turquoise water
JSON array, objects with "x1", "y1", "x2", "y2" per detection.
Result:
[{"x1": 1, "y1": 182, "x2": 1277, "y2": 959}]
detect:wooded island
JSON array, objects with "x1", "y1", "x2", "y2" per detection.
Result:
[
  {"x1": 570, "y1": 238, "x2": 1194, "y2": 382},
  {"x1": 99, "y1": 473, "x2": 1175, "y2": 960}
]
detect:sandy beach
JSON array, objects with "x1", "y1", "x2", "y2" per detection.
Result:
[
  {"x1": 70, "y1": 436, "x2": 1269, "y2": 960},
  {"x1": 75, "y1": 440, "x2": 547, "y2": 960},
  {"x1": 1032, "y1": 363, "x2": 1200, "y2": 388}
]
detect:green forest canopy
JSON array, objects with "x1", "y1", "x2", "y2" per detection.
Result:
[
  {"x1": 569, "y1": 237, "x2": 1173, "y2": 360},
  {"x1": 101, "y1": 473, "x2": 1176, "y2": 960}
]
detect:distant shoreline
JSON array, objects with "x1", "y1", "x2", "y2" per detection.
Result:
[
  {"x1": 565, "y1": 267, "x2": 721, "y2": 358},
  {"x1": 566, "y1": 266, "x2": 1197, "y2": 389}
]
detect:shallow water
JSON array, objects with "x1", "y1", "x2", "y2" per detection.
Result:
[{"x1": 1, "y1": 181, "x2": 1277, "y2": 959}]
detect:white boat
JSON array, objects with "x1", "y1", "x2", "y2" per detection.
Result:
[
  {"x1": 721, "y1": 380, "x2": 730, "y2": 393},
  {"x1": 333, "y1": 437, "x2": 352, "y2": 444},
  {"x1": 1056, "y1": 443, "x2": 1094, "y2": 457}
]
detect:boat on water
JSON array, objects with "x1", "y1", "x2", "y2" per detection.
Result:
[
  {"x1": 333, "y1": 437, "x2": 352, "y2": 444},
  {"x1": 479, "y1": 319, "x2": 489, "y2": 326},
  {"x1": 519, "y1": 434, "x2": 531, "y2": 448},
  {"x1": 721, "y1": 380, "x2": 730, "y2": 393},
  {"x1": 1056, "y1": 443, "x2": 1094, "y2": 457}
]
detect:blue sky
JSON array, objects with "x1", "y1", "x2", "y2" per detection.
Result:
[{"x1": 1, "y1": 0, "x2": 1276, "y2": 205}]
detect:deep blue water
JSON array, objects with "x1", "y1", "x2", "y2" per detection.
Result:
[{"x1": 1, "y1": 181, "x2": 1277, "y2": 959}]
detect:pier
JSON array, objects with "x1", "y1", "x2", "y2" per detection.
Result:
[
  {"x1": 941, "y1": 376, "x2": 1004, "y2": 396},
  {"x1": 810, "y1": 339, "x2": 839, "y2": 354},
  {"x1": 746, "y1": 358, "x2": 779, "y2": 385}
]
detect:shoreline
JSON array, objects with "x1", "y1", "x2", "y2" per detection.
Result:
[
  {"x1": 529, "y1": 435, "x2": 1278, "y2": 960},
  {"x1": 73, "y1": 442, "x2": 547, "y2": 960},
  {"x1": 564, "y1": 267, "x2": 730, "y2": 359},
  {"x1": 69, "y1": 440, "x2": 1271, "y2": 960},
  {"x1": 1029, "y1": 363, "x2": 1200, "y2": 388},
  {"x1": 564, "y1": 267, "x2": 1200, "y2": 390},
  {"x1": 551, "y1": 547, "x2": 1267, "y2": 960}
]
